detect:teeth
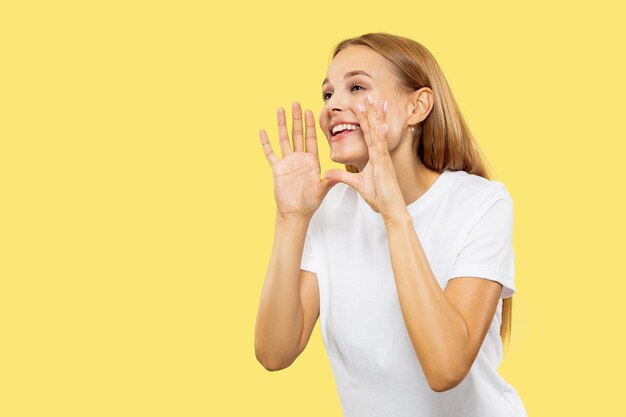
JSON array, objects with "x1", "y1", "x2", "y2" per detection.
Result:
[{"x1": 332, "y1": 123, "x2": 359, "y2": 135}]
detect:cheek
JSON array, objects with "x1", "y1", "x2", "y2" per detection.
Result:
[
  {"x1": 384, "y1": 114, "x2": 409, "y2": 146},
  {"x1": 319, "y1": 113, "x2": 331, "y2": 139},
  {"x1": 385, "y1": 112, "x2": 404, "y2": 134},
  {"x1": 319, "y1": 110, "x2": 328, "y2": 129}
]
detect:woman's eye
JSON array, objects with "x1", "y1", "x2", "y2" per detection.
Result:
[
  {"x1": 322, "y1": 85, "x2": 363, "y2": 101},
  {"x1": 351, "y1": 84, "x2": 365, "y2": 92}
]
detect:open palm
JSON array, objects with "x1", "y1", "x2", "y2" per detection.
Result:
[{"x1": 259, "y1": 102, "x2": 337, "y2": 220}]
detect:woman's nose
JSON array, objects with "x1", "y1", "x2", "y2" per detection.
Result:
[
  {"x1": 324, "y1": 103, "x2": 339, "y2": 114},
  {"x1": 325, "y1": 93, "x2": 346, "y2": 113}
]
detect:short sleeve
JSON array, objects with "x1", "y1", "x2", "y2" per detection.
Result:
[
  {"x1": 446, "y1": 191, "x2": 516, "y2": 299},
  {"x1": 300, "y1": 225, "x2": 316, "y2": 273}
]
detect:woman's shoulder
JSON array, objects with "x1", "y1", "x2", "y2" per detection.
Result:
[
  {"x1": 444, "y1": 169, "x2": 513, "y2": 206},
  {"x1": 438, "y1": 170, "x2": 514, "y2": 235}
]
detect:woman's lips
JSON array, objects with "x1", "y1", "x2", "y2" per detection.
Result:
[{"x1": 330, "y1": 127, "x2": 360, "y2": 142}]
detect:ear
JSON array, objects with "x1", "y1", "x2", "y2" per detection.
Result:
[{"x1": 407, "y1": 87, "x2": 434, "y2": 126}]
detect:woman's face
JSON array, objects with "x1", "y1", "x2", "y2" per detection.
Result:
[{"x1": 319, "y1": 45, "x2": 413, "y2": 169}]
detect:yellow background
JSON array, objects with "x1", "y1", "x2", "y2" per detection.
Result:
[{"x1": 1, "y1": 0, "x2": 624, "y2": 415}]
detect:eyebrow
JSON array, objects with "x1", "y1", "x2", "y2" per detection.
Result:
[{"x1": 322, "y1": 70, "x2": 372, "y2": 87}]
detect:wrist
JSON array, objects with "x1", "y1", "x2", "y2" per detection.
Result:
[
  {"x1": 276, "y1": 211, "x2": 312, "y2": 227},
  {"x1": 382, "y1": 209, "x2": 413, "y2": 228}
]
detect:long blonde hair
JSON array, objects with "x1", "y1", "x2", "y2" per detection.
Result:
[{"x1": 332, "y1": 33, "x2": 513, "y2": 348}]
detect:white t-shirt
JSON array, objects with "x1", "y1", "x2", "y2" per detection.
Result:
[{"x1": 300, "y1": 169, "x2": 527, "y2": 417}]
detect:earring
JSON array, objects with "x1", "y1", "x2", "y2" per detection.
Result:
[{"x1": 410, "y1": 125, "x2": 415, "y2": 132}]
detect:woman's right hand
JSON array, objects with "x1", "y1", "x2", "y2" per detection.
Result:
[{"x1": 259, "y1": 102, "x2": 337, "y2": 221}]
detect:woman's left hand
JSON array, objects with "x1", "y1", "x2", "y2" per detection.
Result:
[{"x1": 323, "y1": 95, "x2": 408, "y2": 222}]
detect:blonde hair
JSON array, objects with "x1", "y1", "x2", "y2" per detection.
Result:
[{"x1": 332, "y1": 33, "x2": 513, "y2": 348}]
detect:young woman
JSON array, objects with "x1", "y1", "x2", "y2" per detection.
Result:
[{"x1": 255, "y1": 33, "x2": 527, "y2": 417}]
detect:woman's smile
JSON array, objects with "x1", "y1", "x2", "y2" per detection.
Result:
[
  {"x1": 330, "y1": 128, "x2": 360, "y2": 142},
  {"x1": 329, "y1": 122, "x2": 361, "y2": 142}
]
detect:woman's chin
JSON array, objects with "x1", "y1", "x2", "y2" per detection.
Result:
[
  {"x1": 328, "y1": 139, "x2": 367, "y2": 166},
  {"x1": 329, "y1": 151, "x2": 365, "y2": 167}
]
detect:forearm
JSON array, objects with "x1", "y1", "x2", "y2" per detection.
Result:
[
  {"x1": 254, "y1": 212, "x2": 310, "y2": 370},
  {"x1": 384, "y1": 212, "x2": 469, "y2": 390}
]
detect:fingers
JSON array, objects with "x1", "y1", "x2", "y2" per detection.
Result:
[
  {"x1": 355, "y1": 101, "x2": 371, "y2": 147},
  {"x1": 365, "y1": 95, "x2": 385, "y2": 146},
  {"x1": 291, "y1": 102, "x2": 304, "y2": 152},
  {"x1": 376, "y1": 123, "x2": 389, "y2": 155},
  {"x1": 357, "y1": 95, "x2": 389, "y2": 155},
  {"x1": 304, "y1": 109, "x2": 318, "y2": 156},
  {"x1": 365, "y1": 96, "x2": 378, "y2": 148},
  {"x1": 264, "y1": 103, "x2": 313, "y2": 165},
  {"x1": 319, "y1": 176, "x2": 339, "y2": 197},
  {"x1": 374, "y1": 98, "x2": 389, "y2": 155},
  {"x1": 277, "y1": 107, "x2": 292, "y2": 158},
  {"x1": 259, "y1": 129, "x2": 280, "y2": 166},
  {"x1": 324, "y1": 169, "x2": 359, "y2": 189}
]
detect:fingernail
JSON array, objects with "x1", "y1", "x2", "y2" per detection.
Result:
[
  {"x1": 357, "y1": 102, "x2": 365, "y2": 112},
  {"x1": 383, "y1": 100, "x2": 388, "y2": 112},
  {"x1": 367, "y1": 94, "x2": 374, "y2": 104}
]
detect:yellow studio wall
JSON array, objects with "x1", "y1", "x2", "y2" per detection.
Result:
[{"x1": 1, "y1": 1, "x2": 624, "y2": 415}]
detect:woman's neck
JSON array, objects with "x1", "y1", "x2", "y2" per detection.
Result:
[
  {"x1": 354, "y1": 139, "x2": 440, "y2": 207},
  {"x1": 392, "y1": 148, "x2": 440, "y2": 207},
  {"x1": 356, "y1": 133, "x2": 441, "y2": 206}
]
